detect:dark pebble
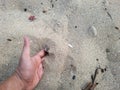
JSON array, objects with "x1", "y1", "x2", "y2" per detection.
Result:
[
  {"x1": 72, "y1": 75, "x2": 76, "y2": 80},
  {"x1": 24, "y1": 8, "x2": 27, "y2": 12},
  {"x1": 106, "y1": 48, "x2": 110, "y2": 53},
  {"x1": 75, "y1": 26, "x2": 77, "y2": 28},
  {"x1": 104, "y1": 8, "x2": 107, "y2": 10},
  {"x1": 96, "y1": 83, "x2": 99, "y2": 85},
  {"x1": 43, "y1": 10, "x2": 47, "y2": 13},
  {"x1": 115, "y1": 27, "x2": 119, "y2": 30},
  {"x1": 101, "y1": 69, "x2": 104, "y2": 73},
  {"x1": 70, "y1": 64, "x2": 73, "y2": 67},
  {"x1": 96, "y1": 59, "x2": 99, "y2": 61},
  {"x1": 7, "y1": 39, "x2": 12, "y2": 41},
  {"x1": 104, "y1": 68, "x2": 107, "y2": 71},
  {"x1": 52, "y1": 4, "x2": 54, "y2": 8}
]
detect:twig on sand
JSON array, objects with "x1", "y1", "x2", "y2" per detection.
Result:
[
  {"x1": 82, "y1": 67, "x2": 106, "y2": 90},
  {"x1": 107, "y1": 12, "x2": 113, "y2": 20}
]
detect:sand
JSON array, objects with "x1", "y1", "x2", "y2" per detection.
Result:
[{"x1": 0, "y1": 0, "x2": 120, "y2": 90}]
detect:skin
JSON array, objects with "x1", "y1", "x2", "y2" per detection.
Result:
[{"x1": 0, "y1": 36, "x2": 45, "y2": 90}]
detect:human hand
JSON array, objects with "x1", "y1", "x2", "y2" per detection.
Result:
[{"x1": 16, "y1": 36, "x2": 45, "y2": 90}]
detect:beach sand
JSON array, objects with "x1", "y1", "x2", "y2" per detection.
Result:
[{"x1": 0, "y1": 0, "x2": 120, "y2": 90}]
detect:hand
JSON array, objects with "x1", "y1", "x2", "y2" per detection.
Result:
[{"x1": 16, "y1": 36, "x2": 45, "y2": 90}]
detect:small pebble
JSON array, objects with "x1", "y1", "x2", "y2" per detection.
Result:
[
  {"x1": 96, "y1": 83, "x2": 99, "y2": 85},
  {"x1": 104, "y1": 68, "x2": 107, "y2": 71},
  {"x1": 71, "y1": 64, "x2": 73, "y2": 67},
  {"x1": 72, "y1": 75, "x2": 76, "y2": 80},
  {"x1": 7, "y1": 39, "x2": 12, "y2": 41},
  {"x1": 24, "y1": 8, "x2": 27, "y2": 12},
  {"x1": 29, "y1": 16, "x2": 36, "y2": 21},
  {"x1": 88, "y1": 26, "x2": 97, "y2": 37},
  {"x1": 101, "y1": 69, "x2": 104, "y2": 73},
  {"x1": 75, "y1": 26, "x2": 77, "y2": 28},
  {"x1": 52, "y1": 4, "x2": 54, "y2": 8},
  {"x1": 106, "y1": 48, "x2": 110, "y2": 53},
  {"x1": 96, "y1": 59, "x2": 99, "y2": 61},
  {"x1": 43, "y1": 10, "x2": 47, "y2": 13},
  {"x1": 68, "y1": 44, "x2": 73, "y2": 48},
  {"x1": 104, "y1": 8, "x2": 107, "y2": 10},
  {"x1": 115, "y1": 26, "x2": 119, "y2": 30}
]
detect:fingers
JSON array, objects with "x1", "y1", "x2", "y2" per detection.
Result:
[
  {"x1": 37, "y1": 50, "x2": 45, "y2": 58},
  {"x1": 22, "y1": 36, "x2": 30, "y2": 58}
]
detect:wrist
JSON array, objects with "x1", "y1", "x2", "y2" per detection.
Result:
[
  {"x1": 15, "y1": 69, "x2": 33, "y2": 90},
  {"x1": 0, "y1": 72, "x2": 26, "y2": 90},
  {"x1": 13, "y1": 72, "x2": 26, "y2": 90}
]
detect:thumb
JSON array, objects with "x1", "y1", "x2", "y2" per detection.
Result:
[{"x1": 22, "y1": 36, "x2": 30, "y2": 58}]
